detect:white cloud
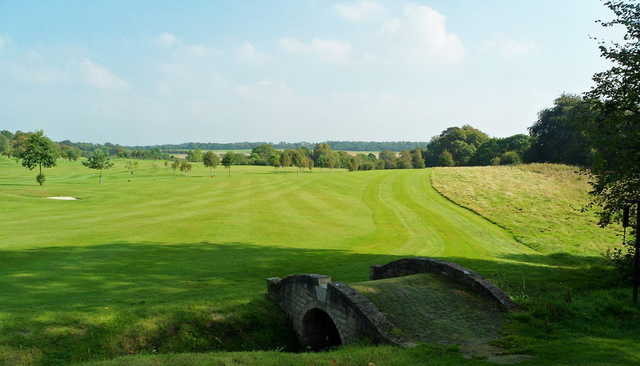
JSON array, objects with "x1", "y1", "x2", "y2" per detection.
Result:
[
  {"x1": 156, "y1": 32, "x2": 179, "y2": 48},
  {"x1": 335, "y1": 1, "x2": 385, "y2": 22},
  {"x1": 80, "y1": 59, "x2": 129, "y2": 90},
  {"x1": 483, "y1": 37, "x2": 537, "y2": 57},
  {"x1": 235, "y1": 41, "x2": 267, "y2": 64},
  {"x1": 280, "y1": 37, "x2": 352, "y2": 64},
  {"x1": 380, "y1": 4, "x2": 464, "y2": 64}
]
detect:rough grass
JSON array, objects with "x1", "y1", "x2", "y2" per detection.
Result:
[
  {"x1": 431, "y1": 164, "x2": 620, "y2": 256},
  {"x1": 76, "y1": 345, "x2": 484, "y2": 366},
  {"x1": 0, "y1": 158, "x2": 638, "y2": 366}
]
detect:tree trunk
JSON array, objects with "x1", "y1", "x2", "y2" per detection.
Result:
[{"x1": 634, "y1": 204, "x2": 640, "y2": 304}]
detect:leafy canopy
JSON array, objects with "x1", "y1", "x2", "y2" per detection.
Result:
[
  {"x1": 20, "y1": 131, "x2": 58, "y2": 171},
  {"x1": 585, "y1": 0, "x2": 640, "y2": 226},
  {"x1": 82, "y1": 150, "x2": 114, "y2": 171}
]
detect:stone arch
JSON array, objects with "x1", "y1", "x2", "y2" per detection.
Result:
[{"x1": 301, "y1": 308, "x2": 342, "y2": 350}]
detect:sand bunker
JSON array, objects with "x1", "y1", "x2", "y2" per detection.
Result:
[{"x1": 47, "y1": 196, "x2": 78, "y2": 200}]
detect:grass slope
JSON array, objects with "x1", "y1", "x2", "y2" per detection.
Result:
[
  {"x1": 0, "y1": 158, "x2": 637, "y2": 366},
  {"x1": 431, "y1": 164, "x2": 619, "y2": 255}
]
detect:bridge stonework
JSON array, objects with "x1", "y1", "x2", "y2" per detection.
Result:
[
  {"x1": 370, "y1": 257, "x2": 518, "y2": 311},
  {"x1": 266, "y1": 258, "x2": 516, "y2": 349},
  {"x1": 266, "y1": 274, "x2": 404, "y2": 349}
]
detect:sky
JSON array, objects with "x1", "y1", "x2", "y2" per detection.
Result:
[{"x1": 0, "y1": 0, "x2": 617, "y2": 145}]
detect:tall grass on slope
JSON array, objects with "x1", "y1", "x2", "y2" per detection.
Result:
[{"x1": 431, "y1": 164, "x2": 619, "y2": 256}]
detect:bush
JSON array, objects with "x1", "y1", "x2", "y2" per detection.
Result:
[
  {"x1": 36, "y1": 173, "x2": 46, "y2": 186},
  {"x1": 499, "y1": 151, "x2": 522, "y2": 165},
  {"x1": 603, "y1": 239, "x2": 635, "y2": 280}
]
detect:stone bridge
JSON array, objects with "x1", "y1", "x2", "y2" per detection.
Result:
[{"x1": 266, "y1": 257, "x2": 517, "y2": 350}]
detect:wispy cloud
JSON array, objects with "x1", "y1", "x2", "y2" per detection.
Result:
[
  {"x1": 335, "y1": 1, "x2": 386, "y2": 22},
  {"x1": 80, "y1": 59, "x2": 129, "y2": 90},
  {"x1": 279, "y1": 37, "x2": 352, "y2": 64},
  {"x1": 155, "y1": 32, "x2": 179, "y2": 48},
  {"x1": 235, "y1": 41, "x2": 268, "y2": 64}
]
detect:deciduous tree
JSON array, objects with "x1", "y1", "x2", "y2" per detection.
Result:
[
  {"x1": 203, "y1": 151, "x2": 220, "y2": 177},
  {"x1": 82, "y1": 150, "x2": 114, "y2": 184},
  {"x1": 20, "y1": 131, "x2": 58, "y2": 186}
]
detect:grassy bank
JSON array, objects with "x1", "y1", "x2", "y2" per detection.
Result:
[{"x1": 0, "y1": 158, "x2": 637, "y2": 365}]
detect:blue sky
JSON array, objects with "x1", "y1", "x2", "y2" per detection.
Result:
[{"x1": 0, "y1": 0, "x2": 615, "y2": 145}]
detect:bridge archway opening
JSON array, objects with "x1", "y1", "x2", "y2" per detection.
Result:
[{"x1": 302, "y1": 308, "x2": 342, "y2": 351}]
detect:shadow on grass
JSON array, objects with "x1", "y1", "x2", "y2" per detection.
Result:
[{"x1": 0, "y1": 242, "x2": 635, "y2": 366}]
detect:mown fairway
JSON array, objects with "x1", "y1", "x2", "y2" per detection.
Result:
[{"x1": 0, "y1": 159, "x2": 637, "y2": 366}]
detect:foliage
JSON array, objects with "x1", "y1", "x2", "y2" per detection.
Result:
[
  {"x1": 20, "y1": 131, "x2": 58, "y2": 186},
  {"x1": 438, "y1": 150, "x2": 455, "y2": 167},
  {"x1": 125, "y1": 160, "x2": 139, "y2": 175},
  {"x1": 425, "y1": 125, "x2": 489, "y2": 167},
  {"x1": 499, "y1": 151, "x2": 522, "y2": 165},
  {"x1": 222, "y1": 152, "x2": 234, "y2": 176},
  {"x1": 179, "y1": 160, "x2": 192, "y2": 175},
  {"x1": 202, "y1": 151, "x2": 220, "y2": 177},
  {"x1": 527, "y1": 94, "x2": 596, "y2": 166},
  {"x1": 186, "y1": 149, "x2": 203, "y2": 163},
  {"x1": 170, "y1": 159, "x2": 180, "y2": 174},
  {"x1": 35, "y1": 173, "x2": 46, "y2": 186},
  {"x1": 604, "y1": 239, "x2": 636, "y2": 280},
  {"x1": 471, "y1": 135, "x2": 532, "y2": 166},
  {"x1": 82, "y1": 150, "x2": 114, "y2": 184},
  {"x1": 248, "y1": 144, "x2": 277, "y2": 166},
  {"x1": 584, "y1": 0, "x2": 640, "y2": 228}
]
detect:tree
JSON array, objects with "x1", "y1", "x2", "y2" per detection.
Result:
[
  {"x1": 125, "y1": 160, "x2": 139, "y2": 175},
  {"x1": 426, "y1": 125, "x2": 489, "y2": 166},
  {"x1": 411, "y1": 148, "x2": 426, "y2": 169},
  {"x1": 203, "y1": 151, "x2": 220, "y2": 177},
  {"x1": 171, "y1": 159, "x2": 180, "y2": 175},
  {"x1": 82, "y1": 150, "x2": 113, "y2": 184},
  {"x1": 186, "y1": 149, "x2": 203, "y2": 162},
  {"x1": 280, "y1": 150, "x2": 293, "y2": 168},
  {"x1": 60, "y1": 145, "x2": 81, "y2": 161},
  {"x1": 179, "y1": 160, "x2": 192, "y2": 175},
  {"x1": 20, "y1": 131, "x2": 58, "y2": 186},
  {"x1": 379, "y1": 150, "x2": 397, "y2": 169},
  {"x1": 270, "y1": 151, "x2": 282, "y2": 169},
  {"x1": 312, "y1": 143, "x2": 335, "y2": 168},
  {"x1": 292, "y1": 149, "x2": 307, "y2": 175},
  {"x1": 528, "y1": 94, "x2": 596, "y2": 166},
  {"x1": 222, "y1": 152, "x2": 234, "y2": 176},
  {"x1": 438, "y1": 150, "x2": 455, "y2": 167},
  {"x1": 250, "y1": 144, "x2": 277, "y2": 165},
  {"x1": 583, "y1": 0, "x2": 640, "y2": 302},
  {"x1": 471, "y1": 135, "x2": 532, "y2": 166},
  {"x1": 0, "y1": 134, "x2": 10, "y2": 157},
  {"x1": 499, "y1": 151, "x2": 521, "y2": 165}
]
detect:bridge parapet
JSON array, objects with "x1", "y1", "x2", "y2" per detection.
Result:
[
  {"x1": 370, "y1": 257, "x2": 517, "y2": 311},
  {"x1": 266, "y1": 274, "x2": 404, "y2": 349}
]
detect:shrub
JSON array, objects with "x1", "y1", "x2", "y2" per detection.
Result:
[
  {"x1": 603, "y1": 239, "x2": 635, "y2": 280},
  {"x1": 500, "y1": 151, "x2": 522, "y2": 165}
]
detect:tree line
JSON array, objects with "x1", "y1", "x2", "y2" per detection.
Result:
[
  {"x1": 0, "y1": 92, "x2": 604, "y2": 181},
  {"x1": 131, "y1": 141, "x2": 428, "y2": 153}
]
